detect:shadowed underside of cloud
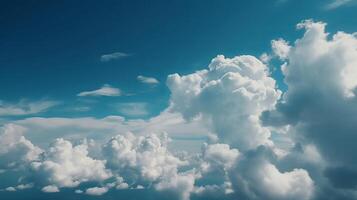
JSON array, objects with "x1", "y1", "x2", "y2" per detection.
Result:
[{"x1": 1, "y1": 19, "x2": 357, "y2": 200}]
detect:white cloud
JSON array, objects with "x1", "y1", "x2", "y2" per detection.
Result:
[
  {"x1": 271, "y1": 39, "x2": 291, "y2": 60},
  {"x1": 41, "y1": 185, "x2": 59, "y2": 193},
  {"x1": 167, "y1": 54, "x2": 281, "y2": 151},
  {"x1": 0, "y1": 100, "x2": 59, "y2": 116},
  {"x1": 77, "y1": 84, "x2": 121, "y2": 97},
  {"x1": 201, "y1": 143, "x2": 239, "y2": 172},
  {"x1": 100, "y1": 52, "x2": 130, "y2": 62},
  {"x1": 31, "y1": 138, "x2": 111, "y2": 188},
  {"x1": 137, "y1": 75, "x2": 159, "y2": 84},
  {"x1": 103, "y1": 132, "x2": 186, "y2": 183},
  {"x1": 262, "y1": 19, "x2": 357, "y2": 197},
  {"x1": 155, "y1": 172, "x2": 196, "y2": 200},
  {"x1": 0, "y1": 124, "x2": 42, "y2": 169},
  {"x1": 229, "y1": 147, "x2": 314, "y2": 200},
  {"x1": 116, "y1": 102, "x2": 149, "y2": 117},
  {"x1": 85, "y1": 187, "x2": 108, "y2": 196},
  {"x1": 325, "y1": 0, "x2": 355, "y2": 10},
  {"x1": 14, "y1": 110, "x2": 209, "y2": 150}
]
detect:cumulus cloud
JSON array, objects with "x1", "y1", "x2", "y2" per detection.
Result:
[
  {"x1": 263, "y1": 19, "x2": 357, "y2": 197},
  {"x1": 137, "y1": 75, "x2": 159, "y2": 84},
  {"x1": 100, "y1": 52, "x2": 130, "y2": 62},
  {"x1": 155, "y1": 172, "x2": 196, "y2": 200},
  {"x1": 229, "y1": 147, "x2": 314, "y2": 200},
  {"x1": 271, "y1": 38, "x2": 291, "y2": 60},
  {"x1": 85, "y1": 187, "x2": 108, "y2": 196},
  {"x1": 77, "y1": 84, "x2": 121, "y2": 97},
  {"x1": 31, "y1": 138, "x2": 111, "y2": 188},
  {"x1": 103, "y1": 132, "x2": 186, "y2": 183},
  {"x1": 42, "y1": 185, "x2": 59, "y2": 193},
  {"x1": 167, "y1": 54, "x2": 281, "y2": 150},
  {"x1": 0, "y1": 124, "x2": 42, "y2": 169},
  {"x1": 0, "y1": 100, "x2": 59, "y2": 116}
]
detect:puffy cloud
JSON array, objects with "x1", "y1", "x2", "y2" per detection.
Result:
[
  {"x1": 0, "y1": 124, "x2": 42, "y2": 169},
  {"x1": 271, "y1": 39, "x2": 291, "y2": 60},
  {"x1": 167, "y1": 54, "x2": 281, "y2": 150},
  {"x1": 201, "y1": 143, "x2": 240, "y2": 172},
  {"x1": 77, "y1": 84, "x2": 121, "y2": 97},
  {"x1": 103, "y1": 132, "x2": 186, "y2": 183},
  {"x1": 41, "y1": 185, "x2": 59, "y2": 193},
  {"x1": 262, "y1": 19, "x2": 357, "y2": 196},
  {"x1": 137, "y1": 75, "x2": 160, "y2": 84},
  {"x1": 100, "y1": 52, "x2": 130, "y2": 62},
  {"x1": 31, "y1": 138, "x2": 111, "y2": 188},
  {"x1": 85, "y1": 187, "x2": 108, "y2": 196},
  {"x1": 155, "y1": 172, "x2": 196, "y2": 200},
  {"x1": 0, "y1": 100, "x2": 59, "y2": 116},
  {"x1": 229, "y1": 147, "x2": 314, "y2": 200}
]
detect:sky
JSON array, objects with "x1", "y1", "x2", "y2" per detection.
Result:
[{"x1": 1, "y1": 0, "x2": 357, "y2": 200}]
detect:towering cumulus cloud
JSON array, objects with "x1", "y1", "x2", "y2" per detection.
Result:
[
  {"x1": 167, "y1": 55, "x2": 282, "y2": 150},
  {"x1": 167, "y1": 52, "x2": 313, "y2": 199},
  {"x1": 263, "y1": 19, "x2": 357, "y2": 198}
]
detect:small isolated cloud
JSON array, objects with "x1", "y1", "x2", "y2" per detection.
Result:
[
  {"x1": 137, "y1": 75, "x2": 159, "y2": 84},
  {"x1": 100, "y1": 52, "x2": 130, "y2": 62},
  {"x1": 41, "y1": 185, "x2": 59, "y2": 193},
  {"x1": 0, "y1": 100, "x2": 59, "y2": 116},
  {"x1": 77, "y1": 84, "x2": 121, "y2": 97},
  {"x1": 325, "y1": 0, "x2": 355, "y2": 9},
  {"x1": 116, "y1": 102, "x2": 149, "y2": 117},
  {"x1": 271, "y1": 39, "x2": 291, "y2": 60},
  {"x1": 85, "y1": 187, "x2": 108, "y2": 196}
]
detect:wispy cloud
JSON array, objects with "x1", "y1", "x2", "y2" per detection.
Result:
[
  {"x1": 325, "y1": 0, "x2": 355, "y2": 9},
  {"x1": 77, "y1": 84, "x2": 121, "y2": 97},
  {"x1": 0, "y1": 100, "x2": 60, "y2": 116},
  {"x1": 100, "y1": 52, "x2": 130, "y2": 62},
  {"x1": 137, "y1": 75, "x2": 159, "y2": 85},
  {"x1": 116, "y1": 102, "x2": 149, "y2": 117}
]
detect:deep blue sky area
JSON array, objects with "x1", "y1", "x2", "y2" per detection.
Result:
[{"x1": 0, "y1": 0, "x2": 356, "y2": 118}]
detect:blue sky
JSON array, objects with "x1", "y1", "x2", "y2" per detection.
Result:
[{"x1": 1, "y1": 0, "x2": 357, "y2": 200}]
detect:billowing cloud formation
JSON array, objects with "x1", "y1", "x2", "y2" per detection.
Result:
[
  {"x1": 263, "y1": 19, "x2": 357, "y2": 197},
  {"x1": 31, "y1": 138, "x2": 111, "y2": 189},
  {"x1": 229, "y1": 147, "x2": 314, "y2": 200},
  {"x1": 0, "y1": 124, "x2": 42, "y2": 169},
  {"x1": 103, "y1": 133, "x2": 186, "y2": 183},
  {"x1": 167, "y1": 54, "x2": 281, "y2": 150},
  {"x1": 77, "y1": 84, "x2": 121, "y2": 97}
]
